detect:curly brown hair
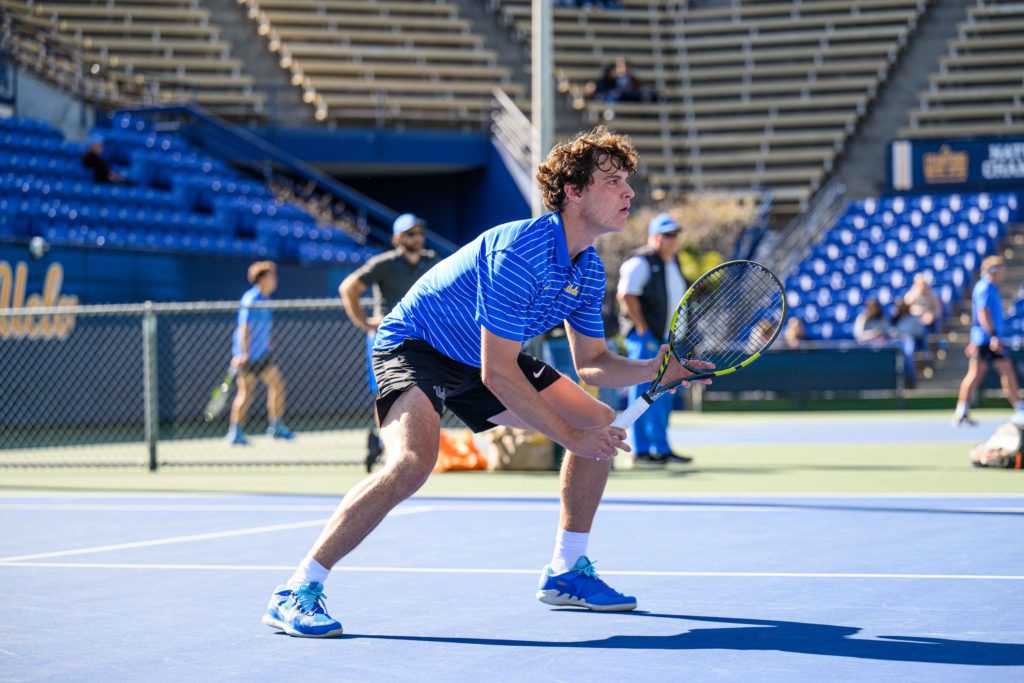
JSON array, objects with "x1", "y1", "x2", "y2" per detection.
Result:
[
  {"x1": 536, "y1": 126, "x2": 638, "y2": 212},
  {"x1": 247, "y1": 260, "x2": 277, "y2": 284}
]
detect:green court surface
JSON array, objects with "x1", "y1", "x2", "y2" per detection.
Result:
[{"x1": 0, "y1": 410, "x2": 1019, "y2": 496}]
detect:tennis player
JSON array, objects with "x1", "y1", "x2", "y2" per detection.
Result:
[
  {"x1": 226, "y1": 261, "x2": 294, "y2": 445},
  {"x1": 263, "y1": 127, "x2": 710, "y2": 638},
  {"x1": 952, "y1": 255, "x2": 1024, "y2": 426}
]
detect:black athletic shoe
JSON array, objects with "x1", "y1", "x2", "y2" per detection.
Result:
[
  {"x1": 365, "y1": 427, "x2": 383, "y2": 472},
  {"x1": 657, "y1": 452, "x2": 694, "y2": 465},
  {"x1": 633, "y1": 453, "x2": 667, "y2": 467}
]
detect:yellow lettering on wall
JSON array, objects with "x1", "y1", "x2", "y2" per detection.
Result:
[{"x1": 0, "y1": 260, "x2": 78, "y2": 340}]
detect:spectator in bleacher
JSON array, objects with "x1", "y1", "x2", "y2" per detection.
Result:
[
  {"x1": 226, "y1": 261, "x2": 295, "y2": 445},
  {"x1": 585, "y1": 63, "x2": 618, "y2": 102},
  {"x1": 340, "y1": 213, "x2": 439, "y2": 472},
  {"x1": 904, "y1": 273, "x2": 943, "y2": 339},
  {"x1": 952, "y1": 255, "x2": 1024, "y2": 427},
  {"x1": 891, "y1": 297, "x2": 925, "y2": 389},
  {"x1": 782, "y1": 316, "x2": 807, "y2": 349},
  {"x1": 853, "y1": 298, "x2": 891, "y2": 346},
  {"x1": 616, "y1": 212, "x2": 692, "y2": 466},
  {"x1": 585, "y1": 57, "x2": 658, "y2": 105},
  {"x1": 80, "y1": 133, "x2": 125, "y2": 184}
]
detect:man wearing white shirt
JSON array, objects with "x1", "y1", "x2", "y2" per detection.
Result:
[{"x1": 616, "y1": 213, "x2": 692, "y2": 465}]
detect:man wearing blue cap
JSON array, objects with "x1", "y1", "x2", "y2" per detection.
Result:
[
  {"x1": 340, "y1": 213, "x2": 439, "y2": 470},
  {"x1": 616, "y1": 212, "x2": 692, "y2": 465}
]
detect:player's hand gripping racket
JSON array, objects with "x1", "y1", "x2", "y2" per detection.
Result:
[
  {"x1": 611, "y1": 260, "x2": 786, "y2": 429},
  {"x1": 203, "y1": 367, "x2": 237, "y2": 422}
]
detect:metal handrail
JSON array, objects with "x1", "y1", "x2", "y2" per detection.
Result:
[{"x1": 757, "y1": 179, "x2": 846, "y2": 279}]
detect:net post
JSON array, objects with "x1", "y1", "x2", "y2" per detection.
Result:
[{"x1": 142, "y1": 303, "x2": 160, "y2": 472}]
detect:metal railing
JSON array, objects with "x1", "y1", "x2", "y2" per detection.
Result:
[
  {"x1": 490, "y1": 86, "x2": 536, "y2": 210},
  {"x1": 755, "y1": 179, "x2": 847, "y2": 280},
  {"x1": 0, "y1": 299, "x2": 388, "y2": 469}
]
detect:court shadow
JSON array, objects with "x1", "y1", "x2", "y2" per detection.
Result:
[{"x1": 347, "y1": 612, "x2": 1024, "y2": 665}]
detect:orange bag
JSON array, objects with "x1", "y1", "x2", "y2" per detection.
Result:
[{"x1": 432, "y1": 429, "x2": 488, "y2": 473}]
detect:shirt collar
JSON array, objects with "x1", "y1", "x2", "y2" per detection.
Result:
[{"x1": 549, "y1": 212, "x2": 572, "y2": 268}]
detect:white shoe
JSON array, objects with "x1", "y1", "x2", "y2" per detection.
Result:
[
  {"x1": 1010, "y1": 411, "x2": 1024, "y2": 427},
  {"x1": 951, "y1": 414, "x2": 977, "y2": 427}
]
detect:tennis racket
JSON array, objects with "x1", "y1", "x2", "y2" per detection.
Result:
[
  {"x1": 203, "y1": 367, "x2": 237, "y2": 422},
  {"x1": 611, "y1": 259, "x2": 786, "y2": 429}
]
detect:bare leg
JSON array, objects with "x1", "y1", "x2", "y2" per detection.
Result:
[
  {"x1": 261, "y1": 365, "x2": 286, "y2": 421},
  {"x1": 993, "y1": 358, "x2": 1022, "y2": 409},
  {"x1": 230, "y1": 372, "x2": 255, "y2": 425},
  {"x1": 492, "y1": 376, "x2": 615, "y2": 532},
  {"x1": 958, "y1": 358, "x2": 987, "y2": 405},
  {"x1": 309, "y1": 387, "x2": 440, "y2": 568}
]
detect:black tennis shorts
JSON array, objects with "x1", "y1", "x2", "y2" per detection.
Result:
[
  {"x1": 371, "y1": 338, "x2": 561, "y2": 432},
  {"x1": 240, "y1": 352, "x2": 275, "y2": 376},
  {"x1": 974, "y1": 344, "x2": 1009, "y2": 362}
]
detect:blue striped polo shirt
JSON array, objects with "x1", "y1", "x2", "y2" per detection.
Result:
[
  {"x1": 233, "y1": 286, "x2": 272, "y2": 360},
  {"x1": 373, "y1": 212, "x2": 607, "y2": 368}
]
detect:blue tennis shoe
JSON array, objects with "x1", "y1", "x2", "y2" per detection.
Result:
[
  {"x1": 225, "y1": 427, "x2": 250, "y2": 446},
  {"x1": 267, "y1": 421, "x2": 295, "y2": 440},
  {"x1": 263, "y1": 582, "x2": 344, "y2": 638},
  {"x1": 536, "y1": 556, "x2": 637, "y2": 612}
]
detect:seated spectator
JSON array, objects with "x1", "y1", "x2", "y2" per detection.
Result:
[
  {"x1": 854, "y1": 298, "x2": 891, "y2": 345},
  {"x1": 585, "y1": 57, "x2": 658, "y2": 104},
  {"x1": 891, "y1": 297, "x2": 925, "y2": 388},
  {"x1": 81, "y1": 134, "x2": 125, "y2": 184},
  {"x1": 903, "y1": 273, "x2": 943, "y2": 345},
  {"x1": 782, "y1": 316, "x2": 807, "y2": 349},
  {"x1": 584, "y1": 63, "x2": 617, "y2": 101}
]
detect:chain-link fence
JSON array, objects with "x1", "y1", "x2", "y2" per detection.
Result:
[{"x1": 0, "y1": 299, "x2": 404, "y2": 468}]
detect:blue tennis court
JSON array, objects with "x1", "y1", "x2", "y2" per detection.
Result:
[{"x1": 2, "y1": 491, "x2": 1022, "y2": 681}]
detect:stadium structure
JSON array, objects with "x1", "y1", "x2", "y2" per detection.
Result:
[{"x1": 1, "y1": 0, "x2": 1024, "y2": 464}]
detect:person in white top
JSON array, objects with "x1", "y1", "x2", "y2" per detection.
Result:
[{"x1": 616, "y1": 212, "x2": 691, "y2": 465}]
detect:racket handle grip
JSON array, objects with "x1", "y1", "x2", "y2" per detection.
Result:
[{"x1": 611, "y1": 395, "x2": 652, "y2": 430}]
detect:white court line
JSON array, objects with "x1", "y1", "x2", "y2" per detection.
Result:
[
  {"x1": 0, "y1": 561, "x2": 1021, "y2": 581},
  {"x1": 0, "y1": 503, "x2": 790, "y2": 513},
  {"x1": 1, "y1": 502, "x2": 1022, "y2": 514},
  {"x1": 3, "y1": 491, "x2": 1024, "y2": 500},
  {"x1": 0, "y1": 506, "x2": 432, "y2": 563}
]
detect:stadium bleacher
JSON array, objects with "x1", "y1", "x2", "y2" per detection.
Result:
[
  {"x1": 901, "y1": 0, "x2": 1024, "y2": 139},
  {"x1": 785, "y1": 191, "x2": 1020, "y2": 342},
  {"x1": 244, "y1": 0, "x2": 527, "y2": 127},
  {"x1": 2, "y1": 0, "x2": 266, "y2": 119},
  {"x1": 0, "y1": 114, "x2": 378, "y2": 265},
  {"x1": 495, "y1": 0, "x2": 928, "y2": 219}
]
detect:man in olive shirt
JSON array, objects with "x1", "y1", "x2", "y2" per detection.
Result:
[{"x1": 340, "y1": 213, "x2": 439, "y2": 470}]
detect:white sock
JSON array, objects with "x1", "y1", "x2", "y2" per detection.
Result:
[
  {"x1": 1015, "y1": 401, "x2": 1024, "y2": 413},
  {"x1": 956, "y1": 400, "x2": 969, "y2": 418},
  {"x1": 286, "y1": 555, "x2": 330, "y2": 589},
  {"x1": 550, "y1": 529, "x2": 589, "y2": 574}
]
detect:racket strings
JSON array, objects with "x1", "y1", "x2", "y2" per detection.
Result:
[{"x1": 671, "y1": 265, "x2": 784, "y2": 369}]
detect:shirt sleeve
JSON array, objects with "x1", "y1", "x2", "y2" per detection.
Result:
[
  {"x1": 237, "y1": 292, "x2": 253, "y2": 326},
  {"x1": 353, "y1": 256, "x2": 384, "y2": 287},
  {"x1": 475, "y1": 248, "x2": 540, "y2": 340},
  {"x1": 973, "y1": 282, "x2": 990, "y2": 314},
  {"x1": 616, "y1": 256, "x2": 651, "y2": 297}
]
